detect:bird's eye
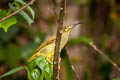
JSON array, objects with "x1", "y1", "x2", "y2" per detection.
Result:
[
  {"x1": 67, "y1": 26, "x2": 69, "y2": 28},
  {"x1": 66, "y1": 25, "x2": 71, "y2": 29},
  {"x1": 64, "y1": 25, "x2": 71, "y2": 31}
]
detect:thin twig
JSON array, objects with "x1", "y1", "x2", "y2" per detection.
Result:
[
  {"x1": 0, "y1": 0, "x2": 36, "y2": 23},
  {"x1": 53, "y1": 0, "x2": 66, "y2": 80},
  {"x1": 49, "y1": 0, "x2": 59, "y2": 23},
  {"x1": 66, "y1": 46, "x2": 80, "y2": 80},
  {"x1": 90, "y1": 42, "x2": 120, "y2": 72}
]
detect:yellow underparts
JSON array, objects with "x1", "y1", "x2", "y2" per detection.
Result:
[
  {"x1": 28, "y1": 51, "x2": 54, "y2": 64},
  {"x1": 28, "y1": 51, "x2": 61, "y2": 66}
]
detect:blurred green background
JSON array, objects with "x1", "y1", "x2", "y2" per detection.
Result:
[{"x1": 0, "y1": 0, "x2": 120, "y2": 80}]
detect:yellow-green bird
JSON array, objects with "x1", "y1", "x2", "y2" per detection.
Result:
[{"x1": 28, "y1": 22, "x2": 81, "y2": 63}]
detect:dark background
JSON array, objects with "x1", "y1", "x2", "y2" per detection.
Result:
[{"x1": 0, "y1": 0, "x2": 120, "y2": 80}]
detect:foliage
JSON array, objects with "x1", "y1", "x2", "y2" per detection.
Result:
[
  {"x1": 113, "y1": 77, "x2": 120, "y2": 80},
  {"x1": 0, "y1": 0, "x2": 35, "y2": 32},
  {"x1": 67, "y1": 36, "x2": 92, "y2": 45},
  {"x1": 0, "y1": 66, "x2": 26, "y2": 79},
  {"x1": 0, "y1": 56, "x2": 53, "y2": 80},
  {"x1": 27, "y1": 56, "x2": 53, "y2": 80},
  {"x1": 0, "y1": 9, "x2": 17, "y2": 32},
  {"x1": 61, "y1": 49, "x2": 74, "y2": 80},
  {"x1": 0, "y1": 0, "x2": 120, "y2": 80}
]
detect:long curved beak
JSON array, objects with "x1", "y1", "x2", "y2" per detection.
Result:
[{"x1": 71, "y1": 22, "x2": 82, "y2": 28}]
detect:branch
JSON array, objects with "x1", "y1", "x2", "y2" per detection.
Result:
[
  {"x1": 66, "y1": 46, "x2": 80, "y2": 80},
  {"x1": 0, "y1": 0, "x2": 36, "y2": 23},
  {"x1": 53, "y1": 0, "x2": 66, "y2": 80},
  {"x1": 49, "y1": 0, "x2": 59, "y2": 23},
  {"x1": 90, "y1": 42, "x2": 120, "y2": 72}
]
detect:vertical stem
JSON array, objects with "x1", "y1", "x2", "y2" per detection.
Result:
[
  {"x1": 65, "y1": 46, "x2": 80, "y2": 80},
  {"x1": 53, "y1": 0, "x2": 66, "y2": 80},
  {"x1": 49, "y1": 0, "x2": 59, "y2": 23}
]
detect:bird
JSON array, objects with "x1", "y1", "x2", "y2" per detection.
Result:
[{"x1": 28, "y1": 22, "x2": 81, "y2": 63}]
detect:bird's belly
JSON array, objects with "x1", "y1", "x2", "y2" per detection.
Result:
[{"x1": 40, "y1": 43, "x2": 55, "y2": 55}]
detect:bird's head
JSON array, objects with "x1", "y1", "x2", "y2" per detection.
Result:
[{"x1": 63, "y1": 22, "x2": 82, "y2": 32}]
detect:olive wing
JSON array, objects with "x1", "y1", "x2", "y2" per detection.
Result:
[{"x1": 35, "y1": 35, "x2": 56, "y2": 52}]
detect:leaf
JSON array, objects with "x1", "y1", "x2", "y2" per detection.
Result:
[
  {"x1": 35, "y1": 56, "x2": 53, "y2": 80},
  {"x1": 113, "y1": 77, "x2": 120, "y2": 80},
  {"x1": 26, "y1": 65, "x2": 34, "y2": 80},
  {"x1": 35, "y1": 56, "x2": 47, "y2": 70},
  {"x1": 15, "y1": 0, "x2": 35, "y2": 19},
  {"x1": 61, "y1": 49, "x2": 74, "y2": 80},
  {"x1": 18, "y1": 10, "x2": 34, "y2": 24},
  {"x1": 9, "y1": 3, "x2": 34, "y2": 24},
  {"x1": 43, "y1": 71, "x2": 52, "y2": 80},
  {"x1": 0, "y1": 24, "x2": 19, "y2": 41},
  {"x1": 27, "y1": 59, "x2": 39, "y2": 80},
  {"x1": 0, "y1": 9, "x2": 7, "y2": 19},
  {"x1": 73, "y1": 0, "x2": 91, "y2": 5},
  {"x1": 27, "y1": 59, "x2": 36, "y2": 71},
  {"x1": 35, "y1": 56, "x2": 52, "y2": 76},
  {"x1": 0, "y1": 9, "x2": 7, "y2": 28},
  {"x1": 0, "y1": 66, "x2": 26, "y2": 79},
  {"x1": 31, "y1": 69, "x2": 41, "y2": 80},
  {"x1": 67, "y1": 37, "x2": 92, "y2": 45},
  {"x1": 27, "y1": 56, "x2": 53, "y2": 80},
  {"x1": 0, "y1": 9, "x2": 17, "y2": 32},
  {"x1": 0, "y1": 23, "x2": 3, "y2": 28},
  {"x1": 2, "y1": 16, "x2": 17, "y2": 32}
]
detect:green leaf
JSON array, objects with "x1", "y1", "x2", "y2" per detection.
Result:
[
  {"x1": 0, "y1": 9, "x2": 7, "y2": 28},
  {"x1": 35, "y1": 56, "x2": 52, "y2": 76},
  {"x1": 35, "y1": 56, "x2": 47, "y2": 70},
  {"x1": 0, "y1": 66, "x2": 26, "y2": 79},
  {"x1": 9, "y1": 3, "x2": 34, "y2": 24},
  {"x1": 15, "y1": 0, "x2": 35, "y2": 19},
  {"x1": 35, "y1": 56, "x2": 53, "y2": 80},
  {"x1": 0, "y1": 9, "x2": 17, "y2": 32},
  {"x1": 31, "y1": 69, "x2": 41, "y2": 80},
  {"x1": 26, "y1": 66, "x2": 34, "y2": 80},
  {"x1": 27, "y1": 59, "x2": 36, "y2": 71},
  {"x1": 0, "y1": 22, "x2": 3, "y2": 29},
  {"x1": 18, "y1": 10, "x2": 34, "y2": 24},
  {"x1": 2, "y1": 16, "x2": 17, "y2": 32},
  {"x1": 0, "y1": 24, "x2": 19, "y2": 41},
  {"x1": 43, "y1": 71, "x2": 52, "y2": 80},
  {"x1": 113, "y1": 77, "x2": 120, "y2": 80},
  {"x1": 0, "y1": 9, "x2": 7, "y2": 19},
  {"x1": 61, "y1": 49, "x2": 74, "y2": 80},
  {"x1": 73, "y1": 0, "x2": 91, "y2": 5},
  {"x1": 27, "y1": 56, "x2": 53, "y2": 80},
  {"x1": 67, "y1": 37, "x2": 92, "y2": 45}
]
